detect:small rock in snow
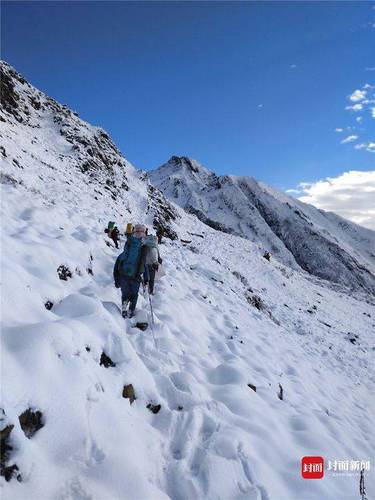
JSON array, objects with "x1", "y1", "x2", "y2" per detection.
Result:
[
  {"x1": 18, "y1": 408, "x2": 44, "y2": 439},
  {"x1": 57, "y1": 264, "x2": 72, "y2": 281},
  {"x1": 146, "y1": 403, "x2": 161, "y2": 414},
  {"x1": 100, "y1": 352, "x2": 116, "y2": 368},
  {"x1": 44, "y1": 300, "x2": 53, "y2": 310},
  {"x1": 122, "y1": 384, "x2": 136, "y2": 404}
]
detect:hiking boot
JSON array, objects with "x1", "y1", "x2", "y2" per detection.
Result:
[{"x1": 128, "y1": 309, "x2": 135, "y2": 319}]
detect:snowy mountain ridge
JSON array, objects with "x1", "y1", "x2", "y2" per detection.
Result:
[
  {"x1": 149, "y1": 156, "x2": 375, "y2": 294},
  {"x1": 0, "y1": 60, "x2": 179, "y2": 239},
  {"x1": 1, "y1": 62, "x2": 375, "y2": 500}
]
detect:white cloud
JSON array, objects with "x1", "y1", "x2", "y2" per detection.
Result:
[
  {"x1": 356, "y1": 116, "x2": 363, "y2": 123},
  {"x1": 371, "y1": 107, "x2": 375, "y2": 118},
  {"x1": 289, "y1": 64, "x2": 297, "y2": 69},
  {"x1": 341, "y1": 135, "x2": 358, "y2": 144},
  {"x1": 354, "y1": 141, "x2": 375, "y2": 152},
  {"x1": 365, "y1": 67, "x2": 375, "y2": 71},
  {"x1": 349, "y1": 89, "x2": 367, "y2": 102},
  {"x1": 295, "y1": 170, "x2": 375, "y2": 230},
  {"x1": 335, "y1": 128, "x2": 344, "y2": 132},
  {"x1": 346, "y1": 103, "x2": 363, "y2": 111}
]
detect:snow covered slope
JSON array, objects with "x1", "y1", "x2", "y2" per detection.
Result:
[
  {"x1": 1, "y1": 63, "x2": 375, "y2": 500},
  {"x1": 0, "y1": 61, "x2": 179, "y2": 240},
  {"x1": 149, "y1": 156, "x2": 375, "y2": 294}
]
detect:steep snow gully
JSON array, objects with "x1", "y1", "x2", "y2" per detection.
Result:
[{"x1": 1, "y1": 61, "x2": 375, "y2": 500}]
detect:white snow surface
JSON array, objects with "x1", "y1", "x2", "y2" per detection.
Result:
[{"x1": 1, "y1": 62, "x2": 375, "y2": 500}]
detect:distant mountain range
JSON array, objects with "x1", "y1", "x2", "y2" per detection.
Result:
[{"x1": 149, "y1": 155, "x2": 375, "y2": 293}]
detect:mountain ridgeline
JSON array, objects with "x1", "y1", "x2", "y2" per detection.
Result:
[{"x1": 149, "y1": 156, "x2": 375, "y2": 294}]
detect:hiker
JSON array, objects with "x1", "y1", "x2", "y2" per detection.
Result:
[
  {"x1": 144, "y1": 234, "x2": 162, "y2": 295},
  {"x1": 113, "y1": 224, "x2": 148, "y2": 318},
  {"x1": 110, "y1": 225, "x2": 120, "y2": 249},
  {"x1": 105, "y1": 221, "x2": 120, "y2": 249}
]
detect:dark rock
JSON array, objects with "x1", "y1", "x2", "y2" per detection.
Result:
[
  {"x1": 57, "y1": 264, "x2": 72, "y2": 281},
  {"x1": 147, "y1": 403, "x2": 161, "y2": 414},
  {"x1": 247, "y1": 383, "x2": 257, "y2": 392},
  {"x1": 100, "y1": 352, "x2": 116, "y2": 368},
  {"x1": 18, "y1": 409, "x2": 44, "y2": 438},
  {"x1": 263, "y1": 251, "x2": 271, "y2": 261},
  {"x1": 122, "y1": 384, "x2": 136, "y2": 404},
  {"x1": 1, "y1": 423, "x2": 14, "y2": 472},
  {"x1": 135, "y1": 322, "x2": 148, "y2": 331},
  {"x1": 2, "y1": 464, "x2": 20, "y2": 482},
  {"x1": 177, "y1": 406, "x2": 184, "y2": 411},
  {"x1": 247, "y1": 294, "x2": 265, "y2": 311},
  {"x1": 85, "y1": 345, "x2": 91, "y2": 352},
  {"x1": 44, "y1": 300, "x2": 53, "y2": 310}
]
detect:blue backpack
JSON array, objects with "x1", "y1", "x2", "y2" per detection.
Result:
[{"x1": 119, "y1": 236, "x2": 143, "y2": 278}]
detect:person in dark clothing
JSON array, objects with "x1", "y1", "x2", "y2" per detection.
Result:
[
  {"x1": 110, "y1": 226, "x2": 120, "y2": 249},
  {"x1": 113, "y1": 231, "x2": 147, "y2": 318}
]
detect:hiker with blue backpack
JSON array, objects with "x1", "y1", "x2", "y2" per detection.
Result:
[{"x1": 113, "y1": 224, "x2": 148, "y2": 318}]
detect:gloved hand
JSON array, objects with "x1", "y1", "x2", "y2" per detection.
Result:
[
  {"x1": 152, "y1": 262, "x2": 159, "y2": 271},
  {"x1": 158, "y1": 257, "x2": 163, "y2": 264},
  {"x1": 115, "y1": 282, "x2": 120, "y2": 289}
]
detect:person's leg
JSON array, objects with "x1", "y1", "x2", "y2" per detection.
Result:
[
  {"x1": 149, "y1": 267, "x2": 156, "y2": 294},
  {"x1": 120, "y1": 280, "x2": 131, "y2": 317},
  {"x1": 128, "y1": 280, "x2": 141, "y2": 316}
]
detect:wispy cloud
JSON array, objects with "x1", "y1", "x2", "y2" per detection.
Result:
[
  {"x1": 335, "y1": 128, "x2": 344, "y2": 132},
  {"x1": 341, "y1": 135, "x2": 358, "y2": 144},
  {"x1": 289, "y1": 171, "x2": 375, "y2": 230},
  {"x1": 346, "y1": 103, "x2": 363, "y2": 112},
  {"x1": 340, "y1": 82, "x2": 375, "y2": 152},
  {"x1": 354, "y1": 142, "x2": 375, "y2": 152}
]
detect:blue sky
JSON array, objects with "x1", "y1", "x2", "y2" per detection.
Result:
[{"x1": 2, "y1": 1, "x2": 375, "y2": 191}]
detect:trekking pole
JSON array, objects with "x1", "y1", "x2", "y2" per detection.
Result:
[{"x1": 148, "y1": 294, "x2": 157, "y2": 349}]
